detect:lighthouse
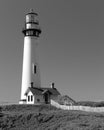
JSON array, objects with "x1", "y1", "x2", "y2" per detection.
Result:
[{"x1": 19, "y1": 9, "x2": 41, "y2": 104}]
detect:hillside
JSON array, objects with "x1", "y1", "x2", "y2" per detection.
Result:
[{"x1": 0, "y1": 105, "x2": 104, "y2": 130}]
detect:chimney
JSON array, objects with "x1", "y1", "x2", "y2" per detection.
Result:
[
  {"x1": 30, "y1": 82, "x2": 34, "y2": 88},
  {"x1": 51, "y1": 82, "x2": 55, "y2": 89}
]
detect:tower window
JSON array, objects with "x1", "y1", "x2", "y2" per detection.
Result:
[
  {"x1": 33, "y1": 65, "x2": 36, "y2": 74},
  {"x1": 26, "y1": 30, "x2": 33, "y2": 36},
  {"x1": 31, "y1": 15, "x2": 34, "y2": 22},
  {"x1": 35, "y1": 31, "x2": 38, "y2": 36}
]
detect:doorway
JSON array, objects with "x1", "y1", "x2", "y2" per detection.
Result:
[{"x1": 44, "y1": 93, "x2": 49, "y2": 104}]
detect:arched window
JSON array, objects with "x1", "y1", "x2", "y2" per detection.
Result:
[
  {"x1": 28, "y1": 96, "x2": 30, "y2": 102},
  {"x1": 31, "y1": 95, "x2": 33, "y2": 101},
  {"x1": 32, "y1": 64, "x2": 37, "y2": 74}
]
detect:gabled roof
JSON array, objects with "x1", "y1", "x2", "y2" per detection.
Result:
[
  {"x1": 25, "y1": 87, "x2": 42, "y2": 95},
  {"x1": 57, "y1": 95, "x2": 76, "y2": 105},
  {"x1": 42, "y1": 88, "x2": 60, "y2": 95},
  {"x1": 25, "y1": 87, "x2": 60, "y2": 96}
]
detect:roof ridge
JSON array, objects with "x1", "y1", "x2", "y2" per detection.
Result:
[{"x1": 30, "y1": 87, "x2": 43, "y2": 91}]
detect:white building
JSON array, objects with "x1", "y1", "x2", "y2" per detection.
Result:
[
  {"x1": 19, "y1": 9, "x2": 61, "y2": 104},
  {"x1": 25, "y1": 83, "x2": 60, "y2": 105},
  {"x1": 19, "y1": 9, "x2": 41, "y2": 104}
]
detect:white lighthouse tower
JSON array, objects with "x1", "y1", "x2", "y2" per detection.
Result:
[{"x1": 19, "y1": 9, "x2": 41, "y2": 104}]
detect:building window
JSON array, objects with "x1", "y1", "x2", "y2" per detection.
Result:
[
  {"x1": 26, "y1": 31, "x2": 29, "y2": 36},
  {"x1": 30, "y1": 31, "x2": 33, "y2": 35},
  {"x1": 35, "y1": 31, "x2": 39, "y2": 37},
  {"x1": 31, "y1": 95, "x2": 33, "y2": 101},
  {"x1": 31, "y1": 15, "x2": 34, "y2": 22},
  {"x1": 26, "y1": 30, "x2": 33, "y2": 36},
  {"x1": 28, "y1": 96, "x2": 30, "y2": 102},
  {"x1": 37, "y1": 99, "x2": 40, "y2": 102}
]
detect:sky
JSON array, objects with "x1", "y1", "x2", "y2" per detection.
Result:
[{"x1": 0, "y1": 0, "x2": 104, "y2": 103}]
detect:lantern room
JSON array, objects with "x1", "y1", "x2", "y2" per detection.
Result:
[{"x1": 22, "y1": 9, "x2": 41, "y2": 37}]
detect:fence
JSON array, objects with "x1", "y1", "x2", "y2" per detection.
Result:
[{"x1": 51, "y1": 100, "x2": 104, "y2": 112}]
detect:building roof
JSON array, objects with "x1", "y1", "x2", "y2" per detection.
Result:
[
  {"x1": 42, "y1": 88, "x2": 60, "y2": 95},
  {"x1": 57, "y1": 95, "x2": 76, "y2": 105},
  {"x1": 25, "y1": 87, "x2": 60, "y2": 96},
  {"x1": 26, "y1": 9, "x2": 38, "y2": 16}
]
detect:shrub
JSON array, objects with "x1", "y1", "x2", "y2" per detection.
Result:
[{"x1": 76, "y1": 101, "x2": 104, "y2": 107}]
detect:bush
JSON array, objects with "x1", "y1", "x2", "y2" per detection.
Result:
[
  {"x1": 1, "y1": 105, "x2": 104, "y2": 129},
  {"x1": 76, "y1": 101, "x2": 104, "y2": 107}
]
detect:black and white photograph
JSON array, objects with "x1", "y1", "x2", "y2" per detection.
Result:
[{"x1": 0, "y1": 0, "x2": 104, "y2": 129}]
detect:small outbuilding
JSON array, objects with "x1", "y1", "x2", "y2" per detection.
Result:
[
  {"x1": 57, "y1": 95, "x2": 76, "y2": 106},
  {"x1": 25, "y1": 83, "x2": 60, "y2": 104}
]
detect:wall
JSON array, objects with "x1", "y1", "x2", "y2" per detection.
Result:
[
  {"x1": 50, "y1": 95, "x2": 59, "y2": 101},
  {"x1": 26, "y1": 91, "x2": 34, "y2": 104},
  {"x1": 21, "y1": 36, "x2": 41, "y2": 102},
  {"x1": 51, "y1": 100, "x2": 104, "y2": 112},
  {"x1": 34, "y1": 95, "x2": 45, "y2": 104},
  {"x1": 26, "y1": 92, "x2": 45, "y2": 105}
]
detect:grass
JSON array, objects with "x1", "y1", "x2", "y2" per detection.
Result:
[{"x1": 0, "y1": 104, "x2": 104, "y2": 129}]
